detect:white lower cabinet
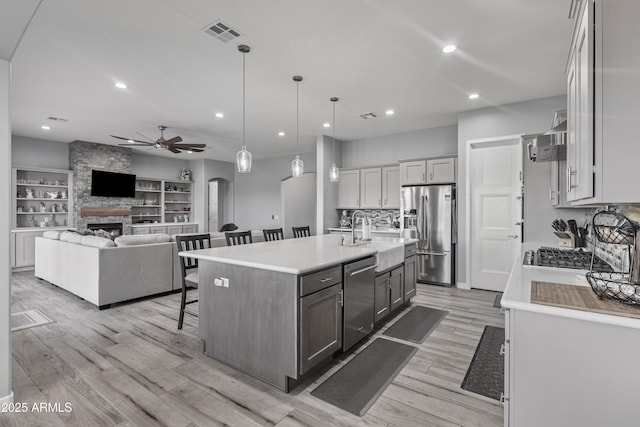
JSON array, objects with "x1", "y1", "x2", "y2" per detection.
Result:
[
  {"x1": 12, "y1": 230, "x2": 45, "y2": 268},
  {"x1": 131, "y1": 223, "x2": 199, "y2": 235}
]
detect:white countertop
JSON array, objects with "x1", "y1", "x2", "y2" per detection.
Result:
[
  {"x1": 502, "y1": 245, "x2": 640, "y2": 330},
  {"x1": 327, "y1": 227, "x2": 401, "y2": 234},
  {"x1": 180, "y1": 234, "x2": 416, "y2": 275}
]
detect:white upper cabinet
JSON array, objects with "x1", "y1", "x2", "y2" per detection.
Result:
[
  {"x1": 400, "y1": 157, "x2": 456, "y2": 186},
  {"x1": 337, "y1": 169, "x2": 360, "y2": 208},
  {"x1": 399, "y1": 160, "x2": 426, "y2": 185},
  {"x1": 426, "y1": 158, "x2": 456, "y2": 184},
  {"x1": 567, "y1": 0, "x2": 640, "y2": 205},
  {"x1": 360, "y1": 168, "x2": 382, "y2": 208},
  {"x1": 382, "y1": 166, "x2": 400, "y2": 208}
]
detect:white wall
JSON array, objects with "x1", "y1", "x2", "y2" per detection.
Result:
[
  {"x1": 457, "y1": 95, "x2": 587, "y2": 285},
  {"x1": 190, "y1": 158, "x2": 235, "y2": 232},
  {"x1": 234, "y1": 152, "x2": 316, "y2": 231},
  {"x1": 12, "y1": 135, "x2": 69, "y2": 169},
  {"x1": 342, "y1": 125, "x2": 457, "y2": 168},
  {"x1": 1, "y1": 59, "x2": 12, "y2": 402}
]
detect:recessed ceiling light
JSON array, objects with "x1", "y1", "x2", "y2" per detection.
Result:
[
  {"x1": 114, "y1": 82, "x2": 128, "y2": 89},
  {"x1": 278, "y1": 131, "x2": 285, "y2": 137},
  {"x1": 323, "y1": 122, "x2": 331, "y2": 128},
  {"x1": 215, "y1": 112, "x2": 224, "y2": 118},
  {"x1": 41, "y1": 125, "x2": 51, "y2": 130},
  {"x1": 468, "y1": 93, "x2": 480, "y2": 100},
  {"x1": 385, "y1": 109, "x2": 395, "y2": 116},
  {"x1": 442, "y1": 45, "x2": 457, "y2": 54}
]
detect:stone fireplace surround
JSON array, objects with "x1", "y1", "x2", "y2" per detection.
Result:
[{"x1": 69, "y1": 141, "x2": 134, "y2": 234}]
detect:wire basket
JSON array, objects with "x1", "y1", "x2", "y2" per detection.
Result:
[
  {"x1": 592, "y1": 211, "x2": 636, "y2": 245},
  {"x1": 586, "y1": 272, "x2": 640, "y2": 305}
]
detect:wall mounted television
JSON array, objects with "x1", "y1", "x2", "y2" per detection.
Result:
[{"x1": 90, "y1": 170, "x2": 136, "y2": 198}]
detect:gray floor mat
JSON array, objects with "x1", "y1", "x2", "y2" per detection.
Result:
[
  {"x1": 311, "y1": 338, "x2": 417, "y2": 417},
  {"x1": 461, "y1": 325, "x2": 505, "y2": 401},
  {"x1": 382, "y1": 305, "x2": 448, "y2": 344}
]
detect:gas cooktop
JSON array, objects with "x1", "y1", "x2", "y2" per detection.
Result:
[{"x1": 523, "y1": 247, "x2": 613, "y2": 272}]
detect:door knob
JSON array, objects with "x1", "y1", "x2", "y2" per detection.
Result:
[{"x1": 507, "y1": 234, "x2": 519, "y2": 239}]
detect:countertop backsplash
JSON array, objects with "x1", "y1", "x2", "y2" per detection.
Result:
[{"x1": 336, "y1": 208, "x2": 400, "y2": 228}]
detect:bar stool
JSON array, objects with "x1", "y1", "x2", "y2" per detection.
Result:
[
  {"x1": 263, "y1": 228, "x2": 284, "y2": 241},
  {"x1": 225, "y1": 230, "x2": 253, "y2": 246},
  {"x1": 175, "y1": 233, "x2": 211, "y2": 330},
  {"x1": 292, "y1": 226, "x2": 311, "y2": 238}
]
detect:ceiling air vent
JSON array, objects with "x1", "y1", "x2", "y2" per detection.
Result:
[
  {"x1": 359, "y1": 112, "x2": 377, "y2": 119},
  {"x1": 204, "y1": 20, "x2": 241, "y2": 43},
  {"x1": 47, "y1": 116, "x2": 69, "y2": 122}
]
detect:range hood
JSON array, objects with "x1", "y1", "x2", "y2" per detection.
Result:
[{"x1": 526, "y1": 110, "x2": 567, "y2": 162}]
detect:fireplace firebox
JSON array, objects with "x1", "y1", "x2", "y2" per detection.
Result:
[{"x1": 87, "y1": 222, "x2": 123, "y2": 237}]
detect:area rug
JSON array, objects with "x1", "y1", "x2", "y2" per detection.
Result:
[
  {"x1": 311, "y1": 338, "x2": 417, "y2": 416},
  {"x1": 11, "y1": 309, "x2": 54, "y2": 332},
  {"x1": 382, "y1": 305, "x2": 448, "y2": 344},
  {"x1": 461, "y1": 325, "x2": 505, "y2": 401},
  {"x1": 493, "y1": 293, "x2": 503, "y2": 308}
]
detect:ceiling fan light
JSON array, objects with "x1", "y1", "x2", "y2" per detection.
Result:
[
  {"x1": 329, "y1": 163, "x2": 340, "y2": 182},
  {"x1": 236, "y1": 145, "x2": 252, "y2": 173},
  {"x1": 291, "y1": 155, "x2": 304, "y2": 177}
]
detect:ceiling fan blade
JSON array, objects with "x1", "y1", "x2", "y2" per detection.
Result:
[
  {"x1": 136, "y1": 131, "x2": 156, "y2": 143},
  {"x1": 171, "y1": 144, "x2": 206, "y2": 148},
  {"x1": 118, "y1": 143, "x2": 153, "y2": 147},
  {"x1": 110, "y1": 135, "x2": 150, "y2": 144},
  {"x1": 167, "y1": 147, "x2": 181, "y2": 154},
  {"x1": 165, "y1": 136, "x2": 183, "y2": 145},
  {"x1": 190, "y1": 148, "x2": 205, "y2": 153}
]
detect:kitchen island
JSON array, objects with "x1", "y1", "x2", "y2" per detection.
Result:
[
  {"x1": 502, "y1": 246, "x2": 640, "y2": 427},
  {"x1": 180, "y1": 234, "x2": 417, "y2": 392}
]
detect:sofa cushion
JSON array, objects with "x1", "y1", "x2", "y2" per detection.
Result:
[
  {"x1": 60, "y1": 231, "x2": 82, "y2": 244},
  {"x1": 42, "y1": 230, "x2": 61, "y2": 240},
  {"x1": 115, "y1": 234, "x2": 171, "y2": 247},
  {"x1": 80, "y1": 235, "x2": 116, "y2": 248}
]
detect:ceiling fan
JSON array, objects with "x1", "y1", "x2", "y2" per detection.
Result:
[{"x1": 111, "y1": 125, "x2": 206, "y2": 154}]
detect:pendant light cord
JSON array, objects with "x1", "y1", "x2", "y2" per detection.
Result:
[
  {"x1": 332, "y1": 100, "x2": 336, "y2": 158},
  {"x1": 296, "y1": 80, "x2": 299, "y2": 155},
  {"x1": 242, "y1": 51, "x2": 246, "y2": 148}
]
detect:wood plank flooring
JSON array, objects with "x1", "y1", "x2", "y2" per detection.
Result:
[{"x1": 3, "y1": 272, "x2": 504, "y2": 427}]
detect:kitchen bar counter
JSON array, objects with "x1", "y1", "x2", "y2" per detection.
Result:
[
  {"x1": 180, "y1": 234, "x2": 416, "y2": 274},
  {"x1": 502, "y1": 246, "x2": 640, "y2": 427}
]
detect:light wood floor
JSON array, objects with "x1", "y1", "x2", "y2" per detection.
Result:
[{"x1": 4, "y1": 272, "x2": 504, "y2": 427}]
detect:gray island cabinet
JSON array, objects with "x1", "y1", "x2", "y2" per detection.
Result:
[{"x1": 181, "y1": 234, "x2": 416, "y2": 392}]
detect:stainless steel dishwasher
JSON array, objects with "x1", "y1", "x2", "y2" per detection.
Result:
[{"x1": 343, "y1": 256, "x2": 376, "y2": 351}]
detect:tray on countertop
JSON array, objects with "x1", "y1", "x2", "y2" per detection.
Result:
[{"x1": 531, "y1": 281, "x2": 640, "y2": 320}]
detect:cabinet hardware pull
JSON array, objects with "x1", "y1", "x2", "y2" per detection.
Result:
[
  {"x1": 307, "y1": 340, "x2": 338, "y2": 361},
  {"x1": 377, "y1": 307, "x2": 387, "y2": 315},
  {"x1": 507, "y1": 234, "x2": 519, "y2": 239},
  {"x1": 393, "y1": 297, "x2": 402, "y2": 304},
  {"x1": 422, "y1": 173, "x2": 425, "y2": 182},
  {"x1": 500, "y1": 343, "x2": 506, "y2": 355},
  {"x1": 338, "y1": 290, "x2": 343, "y2": 307},
  {"x1": 348, "y1": 264, "x2": 377, "y2": 276},
  {"x1": 319, "y1": 277, "x2": 333, "y2": 283}
]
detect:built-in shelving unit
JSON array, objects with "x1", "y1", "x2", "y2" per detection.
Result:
[
  {"x1": 131, "y1": 177, "x2": 193, "y2": 225},
  {"x1": 163, "y1": 180, "x2": 192, "y2": 224}
]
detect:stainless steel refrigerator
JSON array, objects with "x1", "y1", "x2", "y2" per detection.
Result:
[{"x1": 400, "y1": 184, "x2": 456, "y2": 286}]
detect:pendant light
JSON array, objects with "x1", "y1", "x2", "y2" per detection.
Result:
[
  {"x1": 291, "y1": 75, "x2": 304, "y2": 177},
  {"x1": 329, "y1": 97, "x2": 340, "y2": 182},
  {"x1": 236, "y1": 45, "x2": 252, "y2": 173}
]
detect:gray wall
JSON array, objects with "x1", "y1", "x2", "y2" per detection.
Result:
[
  {"x1": 316, "y1": 135, "x2": 342, "y2": 232},
  {"x1": 131, "y1": 153, "x2": 190, "y2": 181},
  {"x1": 12, "y1": 135, "x2": 69, "y2": 169},
  {"x1": 234, "y1": 152, "x2": 316, "y2": 231},
  {"x1": 342, "y1": 125, "x2": 457, "y2": 168},
  {"x1": 282, "y1": 173, "x2": 317, "y2": 238},
  {"x1": 1, "y1": 59, "x2": 11, "y2": 402},
  {"x1": 457, "y1": 95, "x2": 587, "y2": 285},
  {"x1": 190, "y1": 158, "x2": 235, "y2": 232}
]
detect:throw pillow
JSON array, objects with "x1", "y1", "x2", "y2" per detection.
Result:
[
  {"x1": 60, "y1": 230, "x2": 83, "y2": 244},
  {"x1": 80, "y1": 235, "x2": 116, "y2": 248},
  {"x1": 42, "y1": 230, "x2": 61, "y2": 240},
  {"x1": 114, "y1": 234, "x2": 171, "y2": 247}
]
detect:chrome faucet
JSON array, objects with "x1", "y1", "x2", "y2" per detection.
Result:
[{"x1": 351, "y1": 210, "x2": 369, "y2": 244}]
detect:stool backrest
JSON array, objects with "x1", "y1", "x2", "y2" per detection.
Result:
[
  {"x1": 176, "y1": 233, "x2": 211, "y2": 275},
  {"x1": 263, "y1": 228, "x2": 284, "y2": 241},
  {"x1": 292, "y1": 226, "x2": 310, "y2": 238},
  {"x1": 225, "y1": 230, "x2": 253, "y2": 246}
]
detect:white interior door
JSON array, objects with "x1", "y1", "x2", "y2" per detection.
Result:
[{"x1": 470, "y1": 139, "x2": 522, "y2": 291}]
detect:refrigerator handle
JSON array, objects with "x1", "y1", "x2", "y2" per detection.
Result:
[
  {"x1": 421, "y1": 194, "x2": 429, "y2": 244},
  {"x1": 416, "y1": 194, "x2": 422, "y2": 241},
  {"x1": 451, "y1": 197, "x2": 458, "y2": 245}
]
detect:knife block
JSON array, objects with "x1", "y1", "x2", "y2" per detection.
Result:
[{"x1": 558, "y1": 231, "x2": 575, "y2": 248}]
